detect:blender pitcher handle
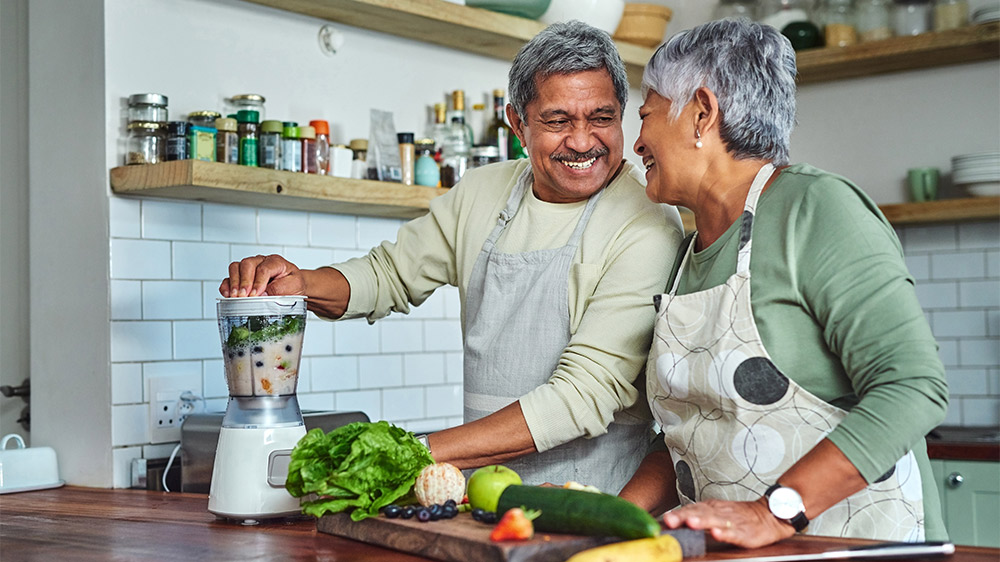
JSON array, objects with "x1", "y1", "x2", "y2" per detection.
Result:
[{"x1": 1, "y1": 434, "x2": 26, "y2": 450}]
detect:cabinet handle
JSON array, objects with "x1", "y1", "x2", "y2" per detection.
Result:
[{"x1": 946, "y1": 472, "x2": 964, "y2": 488}]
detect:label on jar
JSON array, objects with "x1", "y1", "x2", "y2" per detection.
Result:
[
  {"x1": 165, "y1": 137, "x2": 188, "y2": 161},
  {"x1": 281, "y1": 139, "x2": 301, "y2": 172},
  {"x1": 240, "y1": 137, "x2": 258, "y2": 166},
  {"x1": 190, "y1": 128, "x2": 216, "y2": 162}
]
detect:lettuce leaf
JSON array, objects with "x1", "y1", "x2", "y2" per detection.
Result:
[{"x1": 286, "y1": 420, "x2": 434, "y2": 521}]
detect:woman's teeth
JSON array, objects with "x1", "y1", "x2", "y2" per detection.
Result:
[
  {"x1": 644, "y1": 158, "x2": 655, "y2": 171},
  {"x1": 562, "y1": 157, "x2": 596, "y2": 170}
]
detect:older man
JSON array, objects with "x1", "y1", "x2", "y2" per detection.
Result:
[{"x1": 221, "y1": 21, "x2": 684, "y2": 494}]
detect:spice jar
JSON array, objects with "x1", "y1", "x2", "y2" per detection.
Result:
[
  {"x1": 189, "y1": 125, "x2": 216, "y2": 162},
  {"x1": 816, "y1": 0, "x2": 858, "y2": 47},
  {"x1": 281, "y1": 123, "x2": 301, "y2": 172},
  {"x1": 470, "y1": 145, "x2": 500, "y2": 169},
  {"x1": 398, "y1": 132, "x2": 415, "y2": 186},
  {"x1": 934, "y1": 0, "x2": 968, "y2": 30},
  {"x1": 236, "y1": 109, "x2": 259, "y2": 167},
  {"x1": 187, "y1": 110, "x2": 221, "y2": 129},
  {"x1": 857, "y1": 0, "x2": 893, "y2": 41},
  {"x1": 300, "y1": 125, "x2": 318, "y2": 174},
  {"x1": 127, "y1": 93, "x2": 168, "y2": 124},
  {"x1": 759, "y1": 0, "x2": 816, "y2": 31},
  {"x1": 258, "y1": 120, "x2": 282, "y2": 170},
  {"x1": 414, "y1": 138, "x2": 439, "y2": 187},
  {"x1": 215, "y1": 117, "x2": 239, "y2": 164},
  {"x1": 330, "y1": 144, "x2": 354, "y2": 178},
  {"x1": 893, "y1": 0, "x2": 932, "y2": 35},
  {"x1": 310, "y1": 120, "x2": 331, "y2": 175},
  {"x1": 126, "y1": 121, "x2": 163, "y2": 165},
  {"x1": 164, "y1": 121, "x2": 190, "y2": 161},
  {"x1": 714, "y1": 0, "x2": 759, "y2": 19},
  {"x1": 226, "y1": 93, "x2": 266, "y2": 120},
  {"x1": 349, "y1": 138, "x2": 369, "y2": 180}
]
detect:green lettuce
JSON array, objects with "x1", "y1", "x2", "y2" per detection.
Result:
[{"x1": 286, "y1": 420, "x2": 434, "y2": 521}]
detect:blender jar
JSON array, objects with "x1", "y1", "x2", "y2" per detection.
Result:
[{"x1": 217, "y1": 296, "x2": 306, "y2": 398}]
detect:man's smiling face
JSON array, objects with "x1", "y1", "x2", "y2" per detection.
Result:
[{"x1": 509, "y1": 68, "x2": 624, "y2": 203}]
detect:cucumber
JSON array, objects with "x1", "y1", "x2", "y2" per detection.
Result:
[{"x1": 495, "y1": 485, "x2": 660, "y2": 540}]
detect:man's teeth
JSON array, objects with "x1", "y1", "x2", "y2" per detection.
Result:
[{"x1": 562, "y1": 157, "x2": 596, "y2": 170}]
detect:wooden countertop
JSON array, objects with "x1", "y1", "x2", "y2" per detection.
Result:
[
  {"x1": 927, "y1": 426, "x2": 1000, "y2": 462},
  {"x1": 2, "y1": 487, "x2": 998, "y2": 561}
]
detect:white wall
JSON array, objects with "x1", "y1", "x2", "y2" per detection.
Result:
[{"x1": 15, "y1": 0, "x2": 1000, "y2": 488}]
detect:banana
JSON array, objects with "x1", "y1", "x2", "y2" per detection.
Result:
[{"x1": 566, "y1": 534, "x2": 683, "y2": 562}]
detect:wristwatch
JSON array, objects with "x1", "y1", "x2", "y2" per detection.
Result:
[
  {"x1": 764, "y1": 483, "x2": 809, "y2": 532},
  {"x1": 415, "y1": 434, "x2": 430, "y2": 450}
]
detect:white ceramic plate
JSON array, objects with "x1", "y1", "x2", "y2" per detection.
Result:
[{"x1": 965, "y1": 182, "x2": 1000, "y2": 197}]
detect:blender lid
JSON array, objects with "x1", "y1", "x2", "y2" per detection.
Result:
[{"x1": 217, "y1": 295, "x2": 306, "y2": 315}]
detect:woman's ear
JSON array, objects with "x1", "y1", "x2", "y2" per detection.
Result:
[{"x1": 692, "y1": 87, "x2": 721, "y2": 134}]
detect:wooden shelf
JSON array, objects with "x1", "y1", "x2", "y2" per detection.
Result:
[
  {"x1": 109, "y1": 160, "x2": 448, "y2": 220},
  {"x1": 880, "y1": 196, "x2": 1000, "y2": 226},
  {"x1": 797, "y1": 21, "x2": 999, "y2": 83},
  {"x1": 240, "y1": 0, "x2": 655, "y2": 87}
]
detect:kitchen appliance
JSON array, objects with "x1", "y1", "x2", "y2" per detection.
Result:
[
  {"x1": 180, "y1": 410, "x2": 369, "y2": 494},
  {"x1": 0, "y1": 433, "x2": 63, "y2": 494},
  {"x1": 208, "y1": 296, "x2": 309, "y2": 524}
]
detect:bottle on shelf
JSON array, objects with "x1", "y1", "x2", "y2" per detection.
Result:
[
  {"x1": 281, "y1": 122, "x2": 302, "y2": 172},
  {"x1": 427, "y1": 102, "x2": 450, "y2": 163},
  {"x1": 258, "y1": 120, "x2": 283, "y2": 170},
  {"x1": 398, "y1": 132, "x2": 416, "y2": 186},
  {"x1": 857, "y1": 0, "x2": 894, "y2": 41},
  {"x1": 414, "y1": 138, "x2": 440, "y2": 187},
  {"x1": 449, "y1": 90, "x2": 476, "y2": 152},
  {"x1": 310, "y1": 120, "x2": 331, "y2": 175},
  {"x1": 349, "y1": 138, "x2": 369, "y2": 180},
  {"x1": 441, "y1": 93, "x2": 472, "y2": 187},
  {"x1": 236, "y1": 109, "x2": 259, "y2": 167},
  {"x1": 483, "y1": 89, "x2": 511, "y2": 161},
  {"x1": 815, "y1": 0, "x2": 859, "y2": 47},
  {"x1": 215, "y1": 117, "x2": 239, "y2": 165},
  {"x1": 469, "y1": 101, "x2": 488, "y2": 146},
  {"x1": 300, "y1": 125, "x2": 318, "y2": 174}
]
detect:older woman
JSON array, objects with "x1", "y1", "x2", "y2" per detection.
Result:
[{"x1": 617, "y1": 18, "x2": 949, "y2": 548}]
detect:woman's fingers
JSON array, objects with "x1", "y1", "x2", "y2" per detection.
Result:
[{"x1": 662, "y1": 499, "x2": 794, "y2": 549}]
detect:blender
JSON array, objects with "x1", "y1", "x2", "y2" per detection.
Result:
[{"x1": 209, "y1": 296, "x2": 307, "y2": 524}]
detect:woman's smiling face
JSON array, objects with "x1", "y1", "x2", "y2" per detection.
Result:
[
  {"x1": 634, "y1": 90, "x2": 688, "y2": 205},
  {"x1": 511, "y1": 68, "x2": 625, "y2": 203}
]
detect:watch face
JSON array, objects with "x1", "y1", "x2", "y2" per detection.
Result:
[{"x1": 768, "y1": 486, "x2": 805, "y2": 520}]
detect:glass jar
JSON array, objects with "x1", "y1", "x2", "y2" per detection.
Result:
[
  {"x1": 470, "y1": 145, "x2": 500, "y2": 168},
  {"x1": 236, "y1": 109, "x2": 259, "y2": 167},
  {"x1": 187, "y1": 110, "x2": 221, "y2": 129},
  {"x1": 857, "y1": 0, "x2": 893, "y2": 41},
  {"x1": 215, "y1": 117, "x2": 239, "y2": 164},
  {"x1": 300, "y1": 126, "x2": 318, "y2": 174},
  {"x1": 164, "y1": 121, "x2": 190, "y2": 161},
  {"x1": 281, "y1": 123, "x2": 301, "y2": 172},
  {"x1": 127, "y1": 93, "x2": 168, "y2": 124},
  {"x1": 414, "y1": 138, "x2": 439, "y2": 187},
  {"x1": 759, "y1": 0, "x2": 815, "y2": 31},
  {"x1": 349, "y1": 138, "x2": 368, "y2": 180},
  {"x1": 226, "y1": 93, "x2": 266, "y2": 120},
  {"x1": 893, "y1": 0, "x2": 932, "y2": 35},
  {"x1": 714, "y1": 0, "x2": 759, "y2": 20},
  {"x1": 126, "y1": 121, "x2": 163, "y2": 165},
  {"x1": 189, "y1": 125, "x2": 216, "y2": 162},
  {"x1": 816, "y1": 0, "x2": 858, "y2": 47},
  {"x1": 934, "y1": 0, "x2": 968, "y2": 30},
  {"x1": 258, "y1": 120, "x2": 283, "y2": 170}
]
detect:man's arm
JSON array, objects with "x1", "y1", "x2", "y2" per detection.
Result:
[{"x1": 426, "y1": 402, "x2": 537, "y2": 468}]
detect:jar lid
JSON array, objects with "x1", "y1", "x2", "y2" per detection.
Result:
[
  {"x1": 282, "y1": 121, "x2": 299, "y2": 127},
  {"x1": 471, "y1": 145, "x2": 500, "y2": 157},
  {"x1": 236, "y1": 109, "x2": 260, "y2": 123},
  {"x1": 261, "y1": 120, "x2": 283, "y2": 133},
  {"x1": 166, "y1": 121, "x2": 190, "y2": 135},
  {"x1": 283, "y1": 126, "x2": 300, "y2": 138},
  {"x1": 397, "y1": 132, "x2": 415, "y2": 144},
  {"x1": 309, "y1": 120, "x2": 330, "y2": 135},
  {"x1": 493, "y1": 89, "x2": 505, "y2": 97},
  {"x1": 230, "y1": 93, "x2": 266, "y2": 103},
  {"x1": 128, "y1": 121, "x2": 161, "y2": 130},
  {"x1": 187, "y1": 110, "x2": 221, "y2": 120},
  {"x1": 215, "y1": 117, "x2": 238, "y2": 132},
  {"x1": 299, "y1": 126, "x2": 316, "y2": 140},
  {"x1": 349, "y1": 138, "x2": 368, "y2": 151},
  {"x1": 128, "y1": 93, "x2": 168, "y2": 106}
]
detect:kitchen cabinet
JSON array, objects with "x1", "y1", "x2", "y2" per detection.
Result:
[
  {"x1": 109, "y1": 161, "x2": 1000, "y2": 228},
  {"x1": 240, "y1": 0, "x2": 999, "y2": 86},
  {"x1": 931, "y1": 458, "x2": 1000, "y2": 548}
]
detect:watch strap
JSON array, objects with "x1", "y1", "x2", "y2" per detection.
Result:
[{"x1": 764, "y1": 484, "x2": 809, "y2": 532}]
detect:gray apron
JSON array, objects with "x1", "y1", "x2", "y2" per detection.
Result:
[
  {"x1": 648, "y1": 163, "x2": 925, "y2": 540},
  {"x1": 463, "y1": 166, "x2": 652, "y2": 494}
]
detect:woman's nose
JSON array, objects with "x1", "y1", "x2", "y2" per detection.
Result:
[{"x1": 634, "y1": 137, "x2": 645, "y2": 156}]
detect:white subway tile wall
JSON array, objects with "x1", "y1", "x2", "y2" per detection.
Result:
[
  {"x1": 899, "y1": 221, "x2": 1000, "y2": 427},
  {"x1": 108, "y1": 197, "x2": 1000, "y2": 485},
  {"x1": 109, "y1": 199, "x2": 465, "y2": 485}
]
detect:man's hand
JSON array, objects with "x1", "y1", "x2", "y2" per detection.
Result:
[{"x1": 220, "y1": 254, "x2": 304, "y2": 298}]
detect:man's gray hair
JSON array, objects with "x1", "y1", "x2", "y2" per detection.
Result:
[
  {"x1": 508, "y1": 20, "x2": 629, "y2": 120},
  {"x1": 641, "y1": 18, "x2": 797, "y2": 165}
]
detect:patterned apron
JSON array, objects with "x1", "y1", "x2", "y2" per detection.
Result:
[
  {"x1": 463, "y1": 166, "x2": 652, "y2": 494},
  {"x1": 647, "y1": 163, "x2": 924, "y2": 540}
]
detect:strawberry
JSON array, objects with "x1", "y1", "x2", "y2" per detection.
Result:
[{"x1": 489, "y1": 507, "x2": 541, "y2": 542}]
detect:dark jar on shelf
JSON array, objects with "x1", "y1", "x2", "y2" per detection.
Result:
[
  {"x1": 236, "y1": 109, "x2": 259, "y2": 167},
  {"x1": 164, "y1": 121, "x2": 190, "y2": 161},
  {"x1": 215, "y1": 117, "x2": 239, "y2": 164}
]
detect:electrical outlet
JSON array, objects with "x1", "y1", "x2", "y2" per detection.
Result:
[{"x1": 148, "y1": 374, "x2": 202, "y2": 444}]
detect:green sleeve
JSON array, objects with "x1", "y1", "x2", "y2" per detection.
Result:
[{"x1": 791, "y1": 175, "x2": 949, "y2": 483}]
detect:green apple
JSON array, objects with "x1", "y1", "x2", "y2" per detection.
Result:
[{"x1": 466, "y1": 465, "x2": 522, "y2": 513}]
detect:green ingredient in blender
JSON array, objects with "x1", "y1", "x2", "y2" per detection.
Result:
[
  {"x1": 286, "y1": 421, "x2": 434, "y2": 521},
  {"x1": 226, "y1": 316, "x2": 303, "y2": 348}
]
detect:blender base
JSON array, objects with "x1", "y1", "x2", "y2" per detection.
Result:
[{"x1": 207, "y1": 424, "x2": 306, "y2": 523}]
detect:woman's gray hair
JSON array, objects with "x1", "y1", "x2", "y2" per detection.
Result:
[
  {"x1": 508, "y1": 20, "x2": 629, "y2": 120},
  {"x1": 641, "y1": 18, "x2": 797, "y2": 165}
]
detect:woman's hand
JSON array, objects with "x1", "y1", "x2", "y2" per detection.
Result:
[
  {"x1": 220, "y1": 254, "x2": 303, "y2": 298},
  {"x1": 662, "y1": 498, "x2": 795, "y2": 549}
]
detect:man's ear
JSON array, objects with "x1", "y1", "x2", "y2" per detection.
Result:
[{"x1": 506, "y1": 104, "x2": 526, "y2": 149}]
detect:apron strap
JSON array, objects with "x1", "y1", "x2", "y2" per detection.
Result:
[{"x1": 735, "y1": 163, "x2": 775, "y2": 276}]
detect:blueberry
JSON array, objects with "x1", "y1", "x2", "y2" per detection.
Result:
[
  {"x1": 482, "y1": 511, "x2": 497, "y2": 524},
  {"x1": 442, "y1": 505, "x2": 458, "y2": 519},
  {"x1": 428, "y1": 504, "x2": 442, "y2": 517},
  {"x1": 253, "y1": 346, "x2": 263, "y2": 353},
  {"x1": 443, "y1": 499, "x2": 457, "y2": 508},
  {"x1": 285, "y1": 344, "x2": 293, "y2": 352},
  {"x1": 471, "y1": 508, "x2": 485, "y2": 521},
  {"x1": 417, "y1": 508, "x2": 432, "y2": 522},
  {"x1": 401, "y1": 506, "x2": 415, "y2": 519},
  {"x1": 383, "y1": 505, "x2": 402, "y2": 519}
]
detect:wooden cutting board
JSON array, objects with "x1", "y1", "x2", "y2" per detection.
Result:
[{"x1": 317, "y1": 511, "x2": 705, "y2": 562}]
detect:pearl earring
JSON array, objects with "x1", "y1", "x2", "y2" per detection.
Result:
[{"x1": 695, "y1": 129, "x2": 703, "y2": 149}]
